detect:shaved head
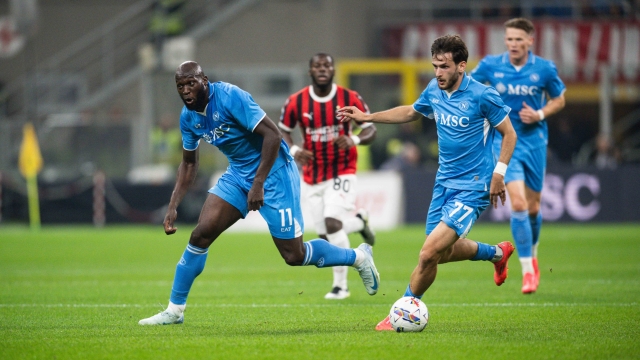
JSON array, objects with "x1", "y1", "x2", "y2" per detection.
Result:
[
  {"x1": 175, "y1": 61, "x2": 209, "y2": 112},
  {"x1": 176, "y1": 61, "x2": 205, "y2": 80}
]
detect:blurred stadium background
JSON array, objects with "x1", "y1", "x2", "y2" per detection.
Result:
[{"x1": 0, "y1": 0, "x2": 639, "y2": 227}]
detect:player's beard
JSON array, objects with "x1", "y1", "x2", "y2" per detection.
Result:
[
  {"x1": 438, "y1": 71, "x2": 459, "y2": 91},
  {"x1": 183, "y1": 85, "x2": 209, "y2": 111}
]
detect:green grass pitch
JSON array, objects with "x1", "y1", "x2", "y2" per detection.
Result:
[{"x1": 1, "y1": 223, "x2": 638, "y2": 359}]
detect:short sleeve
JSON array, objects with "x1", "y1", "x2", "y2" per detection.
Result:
[
  {"x1": 470, "y1": 58, "x2": 489, "y2": 84},
  {"x1": 179, "y1": 109, "x2": 200, "y2": 151},
  {"x1": 279, "y1": 96, "x2": 297, "y2": 132},
  {"x1": 412, "y1": 87, "x2": 434, "y2": 119},
  {"x1": 352, "y1": 92, "x2": 370, "y2": 114},
  {"x1": 480, "y1": 87, "x2": 511, "y2": 127},
  {"x1": 545, "y1": 61, "x2": 566, "y2": 99},
  {"x1": 224, "y1": 85, "x2": 267, "y2": 132}
]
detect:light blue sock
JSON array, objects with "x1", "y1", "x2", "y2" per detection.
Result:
[
  {"x1": 169, "y1": 244, "x2": 208, "y2": 305},
  {"x1": 404, "y1": 284, "x2": 423, "y2": 299},
  {"x1": 471, "y1": 241, "x2": 497, "y2": 261},
  {"x1": 530, "y1": 212, "x2": 542, "y2": 246},
  {"x1": 511, "y1": 210, "x2": 533, "y2": 257},
  {"x1": 302, "y1": 239, "x2": 356, "y2": 267}
]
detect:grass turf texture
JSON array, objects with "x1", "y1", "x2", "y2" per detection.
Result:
[{"x1": 0, "y1": 223, "x2": 638, "y2": 359}]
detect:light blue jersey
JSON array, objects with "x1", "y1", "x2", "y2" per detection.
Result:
[
  {"x1": 180, "y1": 81, "x2": 293, "y2": 179},
  {"x1": 470, "y1": 51, "x2": 566, "y2": 151},
  {"x1": 413, "y1": 73, "x2": 511, "y2": 192}
]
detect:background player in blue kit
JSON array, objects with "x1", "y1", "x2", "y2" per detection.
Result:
[
  {"x1": 471, "y1": 18, "x2": 566, "y2": 294},
  {"x1": 139, "y1": 61, "x2": 380, "y2": 325},
  {"x1": 338, "y1": 35, "x2": 517, "y2": 331}
]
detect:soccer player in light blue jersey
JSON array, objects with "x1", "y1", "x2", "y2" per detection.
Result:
[
  {"x1": 338, "y1": 35, "x2": 517, "y2": 331},
  {"x1": 471, "y1": 18, "x2": 566, "y2": 294},
  {"x1": 139, "y1": 61, "x2": 380, "y2": 325}
]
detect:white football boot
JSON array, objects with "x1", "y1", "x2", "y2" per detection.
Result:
[
  {"x1": 354, "y1": 243, "x2": 380, "y2": 295},
  {"x1": 138, "y1": 310, "x2": 184, "y2": 325}
]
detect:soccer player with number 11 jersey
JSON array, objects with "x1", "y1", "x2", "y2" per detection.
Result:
[{"x1": 339, "y1": 34, "x2": 517, "y2": 331}]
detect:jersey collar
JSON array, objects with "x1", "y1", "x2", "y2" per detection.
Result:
[
  {"x1": 443, "y1": 72, "x2": 470, "y2": 97},
  {"x1": 196, "y1": 81, "x2": 215, "y2": 116},
  {"x1": 308, "y1": 83, "x2": 337, "y2": 103}
]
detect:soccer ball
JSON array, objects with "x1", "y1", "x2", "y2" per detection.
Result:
[{"x1": 389, "y1": 296, "x2": 429, "y2": 332}]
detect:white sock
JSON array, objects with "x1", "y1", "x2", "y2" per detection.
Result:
[
  {"x1": 532, "y1": 243, "x2": 539, "y2": 258},
  {"x1": 327, "y1": 230, "x2": 350, "y2": 289},
  {"x1": 520, "y1": 257, "x2": 534, "y2": 275},
  {"x1": 168, "y1": 301, "x2": 185, "y2": 315},
  {"x1": 353, "y1": 248, "x2": 365, "y2": 268},
  {"x1": 342, "y1": 216, "x2": 364, "y2": 234},
  {"x1": 491, "y1": 245, "x2": 504, "y2": 263}
]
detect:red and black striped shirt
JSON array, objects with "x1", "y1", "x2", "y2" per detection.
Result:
[{"x1": 279, "y1": 83, "x2": 371, "y2": 185}]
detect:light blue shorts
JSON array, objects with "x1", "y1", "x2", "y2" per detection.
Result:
[
  {"x1": 209, "y1": 161, "x2": 304, "y2": 239},
  {"x1": 426, "y1": 183, "x2": 490, "y2": 238},
  {"x1": 496, "y1": 144, "x2": 547, "y2": 192}
]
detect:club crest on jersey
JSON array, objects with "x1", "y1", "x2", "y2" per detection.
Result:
[
  {"x1": 458, "y1": 101, "x2": 470, "y2": 111},
  {"x1": 530, "y1": 73, "x2": 540, "y2": 82},
  {"x1": 213, "y1": 111, "x2": 220, "y2": 121}
]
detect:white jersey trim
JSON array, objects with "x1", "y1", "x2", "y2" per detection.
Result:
[
  {"x1": 184, "y1": 139, "x2": 200, "y2": 151},
  {"x1": 251, "y1": 113, "x2": 267, "y2": 132},
  {"x1": 278, "y1": 122, "x2": 293, "y2": 132},
  {"x1": 308, "y1": 84, "x2": 337, "y2": 103},
  {"x1": 494, "y1": 114, "x2": 509, "y2": 128}
]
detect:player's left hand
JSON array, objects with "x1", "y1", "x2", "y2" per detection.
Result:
[
  {"x1": 489, "y1": 173, "x2": 507, "y2": 209},
  {"x1": 519, "y1": 102, "x2": 542, "y2": 124},
  {"x1": 333, "y1": 135, "x2": 355, "y2": 149},
  {"x1": 247, "y1": 182, "x2": 264, "y2": 211}
]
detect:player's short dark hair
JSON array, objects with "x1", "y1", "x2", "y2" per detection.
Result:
[
  {"x1": 431, "y1": 34, "x2": 468, "y2": 64},
  {"x1": 309, "y1": 53, "x2": 334, "y2": 67},
  {"x1": 504, "y1": 18, "x2": 535, "y2": 35}
]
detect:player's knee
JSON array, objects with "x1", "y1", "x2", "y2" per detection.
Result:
[
  {"x1": 282, "y1": 252, "x2": 304, "y2": 266},
  {"x1": 528, "y1": 202, "x2": 540, "y2": 215},
  {"x1": 510, "y1": 197, "x2": 528, "y2": 212},
  {"x1": 189, "y1": 227, "x2": 215, "y2": 248},
  {"x1": 418, "y1": 248, "x2": 440, "y2": 268},
  {"x1": 324, "y1": 217, "x2": 343, "y2": 234}
]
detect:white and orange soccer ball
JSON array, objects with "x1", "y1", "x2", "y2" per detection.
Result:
[{"x1": 389, "y1": 296, "x2": 429, "y2": 332}]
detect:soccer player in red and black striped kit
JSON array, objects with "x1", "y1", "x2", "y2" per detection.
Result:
[{"x1": 279, "y1": 53, "x2": 377, "y2": 300}]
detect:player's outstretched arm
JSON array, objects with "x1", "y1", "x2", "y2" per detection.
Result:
[
  {"x1": 337, "y1": 105, "x2": 421, "y2": 124},
  {"x1": 249, "y1": 115, "x2": 282, "y2": 211},
  {"x1": 164, "y1": 148, "x2": 199, "y2": 234},
  {"x1": 489, "y1": 117, "x2": 517, "y2": 208}
]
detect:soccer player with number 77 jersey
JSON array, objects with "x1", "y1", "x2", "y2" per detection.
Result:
[
  {"x1": 338, "y1": 34, "x2": 517, "y2": 331},
  {"x1": 470, "y1": 18, "x2": 566, "y2": 294}
]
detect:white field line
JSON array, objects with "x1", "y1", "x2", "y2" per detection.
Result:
[{"x1": 0, "y1": 302, "x2": 637, "y2": 308}]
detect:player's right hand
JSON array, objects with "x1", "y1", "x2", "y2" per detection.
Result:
[
  {"x1": 163, "y1": 208, "x2": 178, "y2": 235},
  {"x1": 294, "y1": 149, "x2": 314, "y2": 164},
  {"x1": 489, "y1": 173, "x2": 507, "y2": 209}
]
